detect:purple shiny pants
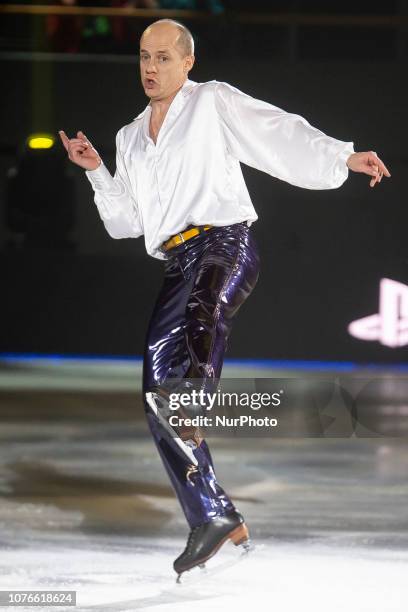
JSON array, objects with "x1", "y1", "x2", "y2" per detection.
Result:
[{"x1": 142, "y1": 221, "x2": 260, "y2": 528}]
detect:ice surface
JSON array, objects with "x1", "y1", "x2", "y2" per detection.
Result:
[{"x1": 1, "y1": 360, "x2": 407, "y2": 611}]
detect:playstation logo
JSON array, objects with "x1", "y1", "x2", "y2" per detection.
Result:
[{"x1": 348, "y1": 278, "x2": 408, "y2": 347}]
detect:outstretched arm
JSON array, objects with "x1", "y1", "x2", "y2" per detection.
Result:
[
  {"x1": 59, "y1": 129, "x2": 143, "y2": 239},
  {"x1": 214, "y1": 81, "x2": 390, "y2": 190}
]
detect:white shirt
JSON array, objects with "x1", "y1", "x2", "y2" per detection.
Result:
[{"x1": 85, "y1": 77, "x2": 354, "y2": 260}]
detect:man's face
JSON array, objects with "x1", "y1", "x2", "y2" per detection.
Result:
[{"x1": 139, "y1": 24, "x2": 194, "y2": 101}]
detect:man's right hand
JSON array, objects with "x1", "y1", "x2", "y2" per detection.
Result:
[{"x1": 59, "y1": 130, "x2": 102, "y2": 171}]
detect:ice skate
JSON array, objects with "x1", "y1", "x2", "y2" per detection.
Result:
[{"x1": 174, "y1": 510, "x2": 252, "y2": 583}]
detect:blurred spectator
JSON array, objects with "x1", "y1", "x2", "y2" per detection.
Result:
[
  {"x1": 44, "y1": 0, "x2": 225, "y2": 54},
  {"x1": 71, "y1": 1, "x2": 116, "y2": 53},
  {"x1": 46, "y1": 0, "x2": 83, "y2": 53},
  {"x1": 46, "y1": 0, "x2": 161, "y2": 53},
  {"x1": 111, "y1": 1, "x2": 159, "y2": 51}
]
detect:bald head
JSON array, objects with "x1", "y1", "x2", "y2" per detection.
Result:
[
  {"x1": 141, "y1": 19, "x2": 194, "y2": 58},
  {"x1": 139, "y1": 18, "x2": 195, "y2": 102}
]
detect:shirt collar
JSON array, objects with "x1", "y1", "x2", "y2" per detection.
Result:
[{"x1": 133, "y1": 78, "x2": 197, "y2": 121}]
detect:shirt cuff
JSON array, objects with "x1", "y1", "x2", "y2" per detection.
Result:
[
  {"x1": 337, "y1": 143, "x2": 355, "y2": 169},
  {"x1": 85, "y1": 161, "x2": 114, "y2": 191}
]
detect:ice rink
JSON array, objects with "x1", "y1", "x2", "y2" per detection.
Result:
[{"x1": 0, "y1": 358, "x2": 407, "y2": 611}]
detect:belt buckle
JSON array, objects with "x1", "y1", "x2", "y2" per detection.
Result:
[{"x1": 178, "y1": 232, "x2": 185, "y2": 245}]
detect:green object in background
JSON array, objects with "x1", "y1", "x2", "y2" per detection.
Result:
[
  {"x1": 159, "y1": 0, "x2": 224, "y2": 13},
  {"x1": 207, "y1": 0, "x2": 224, "y2": 14},
  {"x1": 160, "y1": 0, "x2": 196, "y2": 8},
  {"x1": 83, "y1": 16, "x2": 111, "y2": 39}
]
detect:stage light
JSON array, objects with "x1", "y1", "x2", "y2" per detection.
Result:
[{"x1": 27, "y1": 134, "x2": 55, "y2": 150}]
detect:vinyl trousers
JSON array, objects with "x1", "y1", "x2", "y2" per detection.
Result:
[{"x1": 142, "y1": 221, "x2": 260, "y2": 528}]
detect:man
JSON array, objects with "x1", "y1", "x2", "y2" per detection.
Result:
[{"x1": 59, "y1": 18, "x2": 390, "y2": 580}]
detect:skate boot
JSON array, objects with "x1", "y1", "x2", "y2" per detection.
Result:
[{"x1": 174, "y1": 510, "x2": 251, "y2": 582}]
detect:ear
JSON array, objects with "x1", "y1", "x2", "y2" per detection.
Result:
[{"x1": 184, "y1": 54, "x2": 195, "y2": 73}]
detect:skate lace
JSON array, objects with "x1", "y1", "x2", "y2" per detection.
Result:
[{"x1": 186, "y1": 526, "x2": 200, "y2": 552}]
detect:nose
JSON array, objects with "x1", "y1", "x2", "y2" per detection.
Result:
[{"x1": 145, "y1": 58, "x2": 157, "y2": 73}]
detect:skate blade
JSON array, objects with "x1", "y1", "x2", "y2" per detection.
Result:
[{"x1": 175, "y1": 540, "x2": 256, "y2": 585}]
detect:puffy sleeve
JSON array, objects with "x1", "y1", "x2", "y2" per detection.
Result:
[
  {"x1": 85, "y1": 127, "x2": 143, "y2": 239},
  {"x1": 214, "y1": 81, "x2": 355, "y2": 190}
]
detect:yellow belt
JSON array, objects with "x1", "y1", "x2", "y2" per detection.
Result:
[{"x1": 162, "y1": 225, "x2": 213, "y2": 251}]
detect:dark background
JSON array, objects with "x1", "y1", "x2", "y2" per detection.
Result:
[{"x1": 1, "y1": 3, "x2": 407, "y2": 363}]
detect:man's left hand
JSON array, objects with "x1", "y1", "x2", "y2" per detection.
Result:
[{"x1": 346, "y1": 151, "x2": 391, "y2": 188}]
